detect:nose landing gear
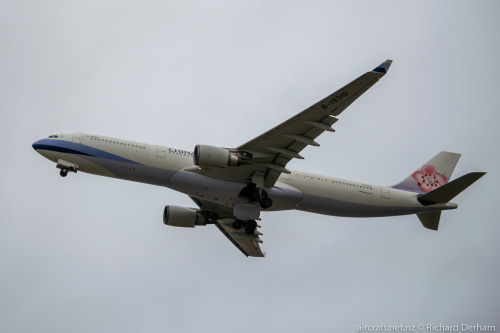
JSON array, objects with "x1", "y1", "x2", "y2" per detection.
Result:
[{"x1": 56, "y1": 159, "x2": 79, "y2": 177}]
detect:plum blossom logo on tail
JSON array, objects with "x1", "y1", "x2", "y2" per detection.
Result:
[{"x1": 412, "y1": 165, "x2": 448, "y2": 193}]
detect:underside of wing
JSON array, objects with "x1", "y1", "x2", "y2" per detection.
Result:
[
  {"x1": 215, "y1": 218, "x2": 264, "y2": 257},
  {"x1": 190, "y1": 197, "x2": 265, "y2": 257}
]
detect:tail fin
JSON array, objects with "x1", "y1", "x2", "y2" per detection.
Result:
[
  {"x1": 392, "y1": 151, "x2": 461, "y2": 194},
  {"x1": 392, "y1": 151, "x2": 485, "y2": 231}
]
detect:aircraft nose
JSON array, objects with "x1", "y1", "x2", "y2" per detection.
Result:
[{"x1": 32, "y1": 139, "x2": 44, "y2": 151}]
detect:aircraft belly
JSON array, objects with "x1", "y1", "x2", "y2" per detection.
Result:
[
  {"x1": 296, "y1": 193, "x2": 421, "y2": 217},
  {"x1": 169, "y1": 172, "x2": 304, "y2": 211},
  {"x1": 40, "y1": 150, "x2": 175, "y2": 186},
  {"x1": 169, "y1": 171, "x2": 244, "y2": 206},
  {"x1": 83, "y1": 157, "x2": 175, "y2": 186},
  {"x1": 265, "y1": 182, "x2": 304, "y2": 211},
  {"x1": 288, "y1": 178, "x2": 429, "y2": 217},
  {"x1": 39, "y1": 150, "x2": 117, "y2": 177}
]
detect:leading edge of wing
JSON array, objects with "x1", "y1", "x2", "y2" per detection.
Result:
[{"x1": 239, "y1": 59, "x2": 393, "y2": 151}]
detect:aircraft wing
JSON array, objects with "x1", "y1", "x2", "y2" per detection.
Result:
[
  {"x1": 215, "y1": 219, "x2": 264, "y2": 257},
  {"x1": 238, "y1": 59, "x2": 393, "y2": 187},
  {"x1": 190, "y1": 197, "x2": 265, "y2": 257},
  {"x1": 191, "y1": 60, "x2": 392, "y2": 188}
]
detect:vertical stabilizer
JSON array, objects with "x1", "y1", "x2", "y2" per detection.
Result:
[
  {"x1": 392, "y1": 151, "x2": 461, "y2": 194},
  {"x1": 417, "y1": 211, "x2": 442, "y2": 230}
]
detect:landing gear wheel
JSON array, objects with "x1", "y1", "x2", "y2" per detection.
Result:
[
  {"x1": 60, "y1": 168, "x2": 68, "y2": 177},
  {"x1": 239, "y1": 183, "x2": 261, "y2": 202},
  {"x1": 232, "y1": 220, "x2": 243, "y2": 230},
  {"x1": 239, "y1": 187, "x2": 249, "y2": 198},
  {"x1": 245, "y1": 226, "x2": 255, "y2": 235},
  {"x1": 247, "y1": 220, "x2": 257, "y2": 228},
  {"x1": 260, "y1": 197, "x2": 273, "y2": 209},
  {"x1": 245, "y1": 220, "x2": 257, "y2": 235},
  {"x1": 247, "y1": 189, "x2": 260, "y2": 202}
]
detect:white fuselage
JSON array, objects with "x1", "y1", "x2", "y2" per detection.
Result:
[{"x1": 32, "y1": 133, "x2": 456, "y2": 218}]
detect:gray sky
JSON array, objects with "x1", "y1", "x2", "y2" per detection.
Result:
[{"x1": 1, "y1": 1, "x2": 499, "y2": 332}]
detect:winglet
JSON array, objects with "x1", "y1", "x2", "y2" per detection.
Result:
[{"x1": 372, "y1": 59, "x2": 393, "y2": 74}]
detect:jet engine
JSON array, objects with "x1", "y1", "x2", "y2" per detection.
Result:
[
  {"x1": 193, "y1": 144, "x2": 239, "y2": 168},
  {"x1": 163, "y1": 205, "x2": 207, "y2": 228}
]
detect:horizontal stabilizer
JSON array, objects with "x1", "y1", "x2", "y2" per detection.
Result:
[
  {"x1": 418, "y1": 172, "x2": 486, "y2": 205},
  {"x1": 417, "y1": 211, "x2": 442, "y2": 230}
]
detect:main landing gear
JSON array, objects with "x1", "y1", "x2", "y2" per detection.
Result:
[
  {"x1": 239, "y1": 183, "x2": 273, "y2": 209},
  {"x1": 232, "y1": 219, "x2": 258, "y2": 235}
]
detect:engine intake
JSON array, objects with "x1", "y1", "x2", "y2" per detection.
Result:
[
  {"x1": 163, "y1": 205, "x2": 207, "y2": 228},
  {"x1": 193, "y1": 145, "x2": 239, "y2": 168}
]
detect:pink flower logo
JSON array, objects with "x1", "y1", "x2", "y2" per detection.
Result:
[{"x1": 412, "y1": 165, "x2": 447, "y2": 193}]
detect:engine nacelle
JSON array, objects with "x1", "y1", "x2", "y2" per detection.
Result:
[
  {"x1": 163, "y1": 205, "x2": 207, "y2": 228},
  {"x1": 193, "y1": 144, "x2": 239, "y2": 168}
]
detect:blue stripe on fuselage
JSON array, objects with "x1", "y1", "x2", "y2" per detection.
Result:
[{"x1": 32, "y1": 139, "x2": 141, "y2": 165}]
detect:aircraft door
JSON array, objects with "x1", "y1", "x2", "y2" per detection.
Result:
[
  {"x1": 72, "y1": 133, "x2": 82, "y2": 144},
  {"x1": 281, "y1": 173, "x2": 290, "y2": 180},
  {"x1": 156, "y1": 145, "x2": 166, "y2": 158},
  {"x1": 381, "y1": 186, "x2": 390, "y2": 199}
]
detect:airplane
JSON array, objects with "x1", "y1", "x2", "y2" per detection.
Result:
[{"x1": 32, "y1": 60, "x2": 485, "y2": 257}]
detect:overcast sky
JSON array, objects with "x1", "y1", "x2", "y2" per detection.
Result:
[{"x1": 1, "y1": 1, "x2": 499, "y2": 332}]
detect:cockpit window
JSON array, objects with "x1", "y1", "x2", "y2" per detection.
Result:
[{"x1": 48, "y1": 135, "x2": 59, "y2": 138}]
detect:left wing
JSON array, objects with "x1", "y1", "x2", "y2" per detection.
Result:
[{"x1": 190, "y1": 197, "x2": 264, "y2": 257}]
